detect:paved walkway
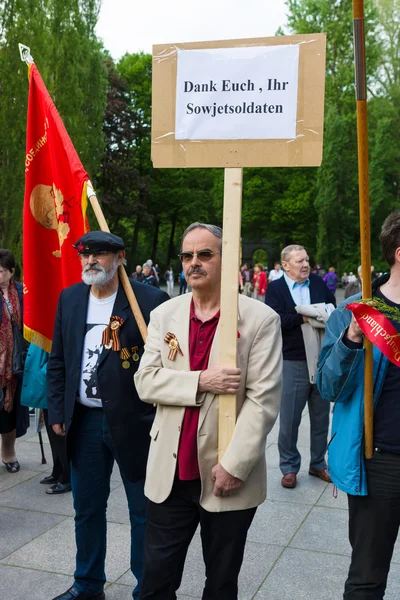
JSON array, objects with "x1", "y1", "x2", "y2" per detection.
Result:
[
  {"x1": 2, "y1": 410, "x2": 400, "y2": 600},
  {"x1": 2, "y1": 287, "x2": 400, "y2": 599}
]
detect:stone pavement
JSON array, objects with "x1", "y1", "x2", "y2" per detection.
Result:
[{"x1": 2, "y1": 411, "x2": 400, "y2": 600}]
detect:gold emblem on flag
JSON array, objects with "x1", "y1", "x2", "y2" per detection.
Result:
[{"x1": 29, "y1": 183, "x2": 71, "y2": 258}]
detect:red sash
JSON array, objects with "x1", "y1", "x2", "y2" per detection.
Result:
[{"x1": 347, "y1": 302, "x2": 400, "y2": 366}]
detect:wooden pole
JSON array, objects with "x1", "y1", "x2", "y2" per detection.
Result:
[
  {"x1": 353, "y1": 0, "x2": 373, "y2": 458},
  {"x1": 218, "y1": 168, "x2": 243, "y2": 461},
  {"x1": 86, "y1": 182, "x2": 149, "y2": 343}
]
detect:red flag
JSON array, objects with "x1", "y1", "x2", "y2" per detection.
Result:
[{"x1": 23, "y1": 63, "x2": 90, "y2": 352}]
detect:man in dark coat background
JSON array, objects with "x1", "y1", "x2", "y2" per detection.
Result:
[
  {"x1": 265, "y1": 244, "x2": 336, "y2": 490},
  {"x1": 47, "y1": 231, "x2": 169, "y2": 600}
]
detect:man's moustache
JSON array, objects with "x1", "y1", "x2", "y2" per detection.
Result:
[
  {"x1": 188, "y1": 267, "x2": 207, "y2": 276},
  {"x1": 84, "y1": 265, "x2": 103, "y2": 273}
]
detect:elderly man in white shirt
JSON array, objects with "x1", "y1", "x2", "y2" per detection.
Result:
[{"x1": 265, "y1": 245, "x2": 336, "y2": 489}]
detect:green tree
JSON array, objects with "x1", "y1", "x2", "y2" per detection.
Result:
[
  {"x1": 0, "y1": 0, "x2": 107, "y2": 261},
  {"x1": 368, "y1": 0, "x2": 400, "y2": 266},
  {"x1": 281, "y1": 0, "x2": 381, "y2": 272},
  {"x1": 116, "y1": 53, "x2": 154, "y2": 265},
  {"x1": 0, "y1": 0, "x2": 44, "y2": 257},
  {"x1": 95, "y1": 58, "x2": 139, "y2": 234}
]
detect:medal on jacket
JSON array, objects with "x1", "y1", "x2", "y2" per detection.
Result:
[
  {"x1": 119, "y1": 345, "x2": 140, "y2": 368},
  {"x1": 164, "y1": 332, "x2": 183, "y2": 361},
  {"x1": 102, "y1": 316, "x2": 124, "y2": 351}
]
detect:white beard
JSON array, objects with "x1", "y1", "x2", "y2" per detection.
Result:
[{"x1": 81, "y1": 260, "x2": 118, "y2": 286}]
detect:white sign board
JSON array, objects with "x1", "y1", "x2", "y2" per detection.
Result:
[{"x1": 175, "y1": 45, "x2": 300, "y2": 141}]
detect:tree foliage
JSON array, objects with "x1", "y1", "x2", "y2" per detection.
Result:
[
  {"x1": 0, "y1": 0, "x2": 107, "y2": 260},
  {"x1": 1, "y1": 0, "x2": 399, "y2": 275}
]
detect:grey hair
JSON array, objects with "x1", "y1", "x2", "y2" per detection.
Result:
[
  {"x1": 281, "y1": 244, "x2": 305, "y2": 263},
  {"x1": 112, "y1": 251, "x2": 127, "y2": 267},
  {"x1": 181, "y1": 222, "x2": 223, "y2": 251}
]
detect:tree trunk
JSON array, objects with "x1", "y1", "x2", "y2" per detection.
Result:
[
  {"x1": 167, "y1": 212, "x2": 178, "y2": 264},
  {"x1": 130, "y1": 214, "x2": 141, "y2": 270},
  {"x1": 151, "y1": 219, "x2": 160, "y2": 263}
]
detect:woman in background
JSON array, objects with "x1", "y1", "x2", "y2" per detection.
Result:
[
  {"x1": 21, "y1": 345, "x2": 71, "y2": 494},
  {"x1": 0, "y1": 249, "x2": 29, "y2": 473},
  {"x1": 252, "y1": 263, "x2": 267, "y2": 302}
]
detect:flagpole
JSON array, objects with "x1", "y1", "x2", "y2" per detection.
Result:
[
  {"x1": 353, "y1": 1, "x2": 373, "y2": 458},
  {"x1": 86, "y1": 182, "x2": 148, "y2": 343},
  {"x1": 19, "y1": 44, "x2": 148, "y2": 344}
]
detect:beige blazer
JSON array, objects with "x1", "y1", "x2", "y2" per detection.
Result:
[{"x1": 134, "y1": 293, "x2": 282, "y2": 512}]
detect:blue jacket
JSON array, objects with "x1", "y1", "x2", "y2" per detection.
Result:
[
  {"x1": 317, "y1": 274, "x2": 390, "y2": 496},
  {"x1": 20, "y1": 346, "x2": 49, "y2": 409}
]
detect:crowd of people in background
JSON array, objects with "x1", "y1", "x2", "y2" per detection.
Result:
[
  {"x1": 130, "y1": 258, "x2": 360, "y2": 303},
  {"x1": 129, "y1": 260, "x2": 386, "y2": 303},
  {"x1": 238, "y1": 261, "x2": 385, "y2": 303},
  {"x1": 131, "y1": 261, "x2": 190, "y2": 296}
]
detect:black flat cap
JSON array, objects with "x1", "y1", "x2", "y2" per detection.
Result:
[{"x1": 74, "y1": 231, "x2": 125, "y2": 254}]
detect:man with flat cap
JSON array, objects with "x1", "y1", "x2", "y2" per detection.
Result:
[{"x1": 47, "y1": 231, "x2": 169, "y2": 600}]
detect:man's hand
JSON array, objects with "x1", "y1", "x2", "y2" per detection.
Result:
[
  {"x1": 198, "y1": 365, "x2": 241, "y2": 395},
  {"x1": 52, "y1": 423, "x2": 65, "y2": 436},
  {"x1": 347, "y1": 315, "x2": 363, "y2": 343},
  {"x1": 302, "y1": 315, "x2": 309, "y2": 323},
  {"x1": 211, "y1": 463, "x2": 242, "y2": 497}
]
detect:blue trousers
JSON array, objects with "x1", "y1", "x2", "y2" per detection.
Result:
[
  {"x1": 70, "y1": 403, "x2": 146, "y2": 598},
  {"x1": 279, "y1": 360, "x2": 330, "y2": 475}
]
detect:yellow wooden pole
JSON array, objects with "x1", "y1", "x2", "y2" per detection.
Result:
[
  {"x1": 353, "y1": 0, "x2": 373, "y2": 458},
  {"x1": 218, "y1": 168, "x2": 243, "y2": 461},
  {"x1": 86, "y1": 182, "x2": 148, "y2": 343}
]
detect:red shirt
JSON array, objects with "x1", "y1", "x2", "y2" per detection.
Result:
[
  {"x1": 177, "y1": 300, "x2": 220, "y2": 480},
  {"x1": 253, "y1": 270, "x2": 267, "y2": 296}
]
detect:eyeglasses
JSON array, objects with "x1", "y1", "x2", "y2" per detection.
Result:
[{"x1": 178, "y1": 250, "x2": 222, "y2": 263}]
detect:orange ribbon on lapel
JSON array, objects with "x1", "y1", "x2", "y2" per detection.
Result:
[
  {"x1": 164, "y1": 332, "x2": 184, "y2": 361},
  {"x1": 102, "y1": 316, "x2": 124, "y2": 351}
]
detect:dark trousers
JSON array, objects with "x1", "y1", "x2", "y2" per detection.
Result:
[
  {"x1": 139, "y1": 478, "x2": 256, "y2": 600},
  {"x1": 344, "y1": 450, "x2": 400, "y2": 599},
  {"x1": 279, "y1": 360, "x2": 330, "y2": 474},
  {"x1": 43, "y1": 409, "x2": 70, "y2": 484},
  {"x1": 70, "y1": 403, "x2": 147, "y2": 599}
]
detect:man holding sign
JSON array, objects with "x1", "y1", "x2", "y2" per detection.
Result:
[
  {"x1": 135, "y1": 222, "x2": 282, "y2": 599},
  {"x1": 318, "y1": 211, "x2": 400, "y2": 598}
]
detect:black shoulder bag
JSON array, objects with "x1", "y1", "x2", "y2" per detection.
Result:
[{"x1": 11, "y1": 317, "x2": 29, "y2": 379}]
